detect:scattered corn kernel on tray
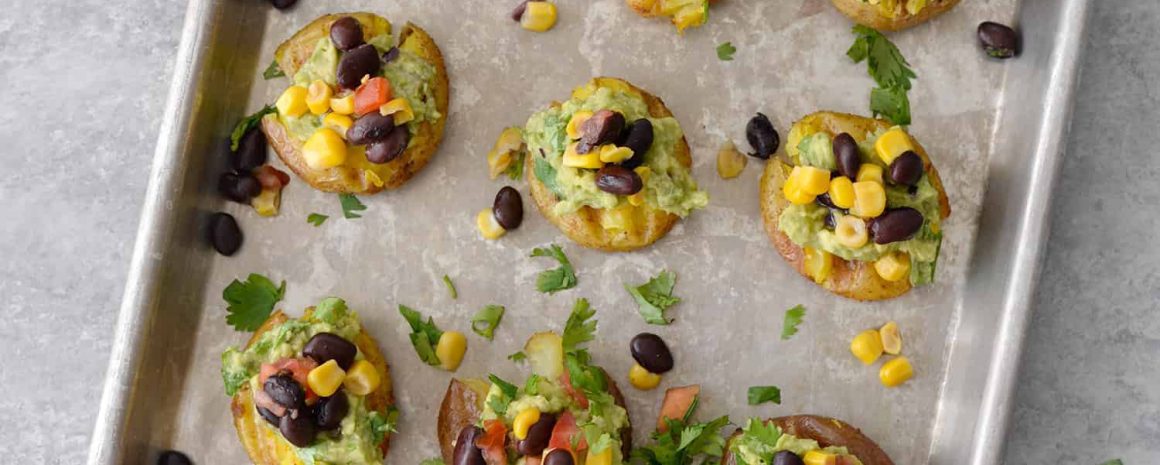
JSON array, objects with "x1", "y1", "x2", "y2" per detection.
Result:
[{"x1": 89, "y1": 0, "x2": 1088, "y2": 464}]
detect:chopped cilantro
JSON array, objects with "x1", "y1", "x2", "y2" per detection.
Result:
[
  {"x1": 505, "y1": 150, "x2": 526, "y2": 180},
  {"x1": 230, "y1": 105, "x2": 275, "y2": 151},
  {"x1": 632, "y1": 393, "x2": 730, "y2": 465},
  {"x1": 307, "y1": 213, "x2": 328, "y2": 227},
  {"x1": 487, "y1": 373, "x2": 519, "y2": 415},
  {"x1": 368, "y1": 405, "x2": 399, "y2": 445},
  {"x1": 562, "y1": 298, "x2": 596, "y2": 351},
  {"x1": 262, "y1": 59, "x2": 285, "y2": 80},
  {"x1": 533, "y1": 155, "x2": 564, "y2": 198},
  {"x1": 508, "y1": 351, "x2": 527, "y2": 363},
  {"x1": 339, "y1": 194, "x2": 367, "y2": 219},
  {"x1": 780, "y1": 305, "x2": 806, "y2": 340},
  {"x1": 847, "y1": 25, "x2": 917, "y2": 125},
  {"x1": 531, "y1": 244, "x2": 577, "y2": 294},
  {"x1": 222, "y1": 273, "x2": 285, "y2": 331},
  {"x1": 626, "y1": 270, "x2": 681, "y2": 325},
  {"x1": 471, "y1": 305, "x2": 505, "y2": 341},
  {"x1": 442, "y1": 274, "x2": 458, "y2": 299},
  {"x1": 747, "y1": 386, "x2": 781, "y2": 405},
  {"x1": 716, "y1": 42, "x2": 736, "y2": 61},
  {"x1": 399, "y1": 305, "x2": 443, "y2": 366}
]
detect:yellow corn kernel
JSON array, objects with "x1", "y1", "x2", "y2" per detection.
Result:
[
  {"x1": 365, "y1": 169, "x2": 384, "y2": 188},
  {"x1": 851, "y1": 181, "x2": 886, "y2": 218},
  {"x1": 476, "y1": 208, "x2": 506, "y2": 240},
  {"x1": 520, "y1": 1, "x2": 558, "y2": 32},
  {"x1": 635, "y1": 166, "x2": 651, "y2": 182},
  {"x1": 874, "y1": 252, "x2": 911, "y2": 282},
  {"x1": 322, "y1": 113, "x2": 354, "y2": 136},
  {"x1": 436, "y1": 331, "x2": 468, "y2": 372},
  {"x1": 275, "y1": 85, "x2": 309, "y2": 118},
  {"x1": 835, "y1": 215, "x2": 868, "y2": 248},
  {"x1": 306, "y1": 360, "x2": 346, "y2": 397},
  {"x1": 513, "y1": 408, "x2": 542, "y2": 440},
  {"x1": 599, "y1": 145, "x2": 634, "y2": 164},
  {"x1": 343, "y1": 360, "x2": 381, "y2": 396},
  {"x1": 782, "y1": 176, "x2": 817, "y2": 206},
  {"x1": 379, "y1": 98, "x2": 414, "y2": 125},
  {"x1": 850, "y1": 329, "x2": 884, "y2": 365},
  {"x1": 803, "y1": 450, "x2": 839, "y2": 465},
  {"x1": 803, "y1": 246, "x2": 833, "y2": 284},
  {"x1": 792, "y1": 165, "x2": 831, "y2": 196},
  {"x1": 562, "y1": 143, "x2": 604, "y2": 169},
  {"x1": 628, "y1": 192, "x2": 646, "y2": 206},
  {"x1": 716, "y1": 141, "x2": 748, "y2": 179},
  {"x1": 879, "y1": 321, "x2": 902, "y2": 355},
  {"x1": 306, "y1": 80, "x2": 333, "y2": 115},
  {"x1": 856, "y1": 163, "x2": 884, "y2": 185},
  {"x1": 302, "y1": 128, "x2": 348, "y2": 169},
  {"x1": 586, "y1": 446, "x2": 613, "y2": 465},
  {"x1": 828, "y1": 176, "x2": 855, "y2": 209},
  {"x1": 566, "y1": 111, "x2": 593, "y2": 140},
  {"x1": 874, "y1": 127, "x2": 914, "y2": 165},
  {"x1": 487, "y1": 127, "x2": 525, "y2": 179},
  {"x1": 251, "y1": 188, "x2": 281, "y2": 217},
  {"x1": 879, "y1": 356, "x2": 914, "y2": 387},
  {"x1": 330, "y1": 95, "x2": 356, "y2": 115},
  {"x1": 628, "y1": 363, "x2": 662, "y2": 390}
]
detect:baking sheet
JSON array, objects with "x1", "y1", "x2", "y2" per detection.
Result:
[{"x1": 88, "y1": 0, "x2": 1089, "y2": 464}]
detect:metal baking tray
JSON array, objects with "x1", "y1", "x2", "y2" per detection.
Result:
[{"x1": 88, "y1": 0, "x2": 1089, "y2": 463}]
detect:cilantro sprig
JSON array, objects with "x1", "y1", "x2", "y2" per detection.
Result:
[
  {"x1": 307, "y1": 213, "x2": 328, "y2": 226},
  {"x1": 780, "y1": 305, "x2": 806, "y2": 341},
  {"x1": 847, "y1": 25, "x2": 917, "y2": 125},
  {"x1": 626, "y1": 270, "x2": 682, "y2": 325},
  {"x1": 230, "y1": 105, "x2": 276, "y2": 151},
  {"x1": 223, "y1": 273, "x2": 286, "y2": 331},
  {"x1": 442, "y1": 275, "x2": 458, "y2": 299},
  {"x1": 487, "y1": 373, "x2": 519, "y2": 415},
  {"x1": 531, "y1": 244, "x2": 577, "y2": 294},
  {"x1": 471, "y1": 305, "x2": 505, "y2": 341},
  {"x1": 632, "y1": 393, "x2": 730, "y2": 465},
  {"x1": 339, "y1": 194, "x2": 367, "y2": 219},
  {"x1": 399, "y1": 305, "x2": 444, "y2": 366},
  {"x1": 747, "y1": 386, "x2": 781, "y2": 405},
  {"x1": 716, "y1": 42, "x2": 736, "y2": 61}
]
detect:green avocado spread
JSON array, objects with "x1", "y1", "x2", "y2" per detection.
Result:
[
  {"x1": 778, "y1": 126, "x2": 942, "y2": 286},
  {"x1": 730, "y1": 419, "x2": 862, "y2": 465},
  {"x1": 524, "y1": 83, "x2": 708, "y2": 218},
  {"x1": 220, "y1": 298, "x2": 394, "y2": 465}
]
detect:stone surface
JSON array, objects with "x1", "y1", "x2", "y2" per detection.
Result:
[{"x1": 0, "y1": 0, "x2": 1155, "y2": 464}]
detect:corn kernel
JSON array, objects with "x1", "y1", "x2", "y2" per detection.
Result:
[
  {"x1": 330, "y1": 95, "x2": 356, "y2": 115},
  {"x1": 874, "y1": 127, "x2": 914, "y2": 165},
  {"x1": 792, "y1": 165, "x2": 831, "y2": 196},
  {"x1": 803, "y1": 246, "x2": 833, "y2": 284},
  {"x1": 323, "y1": 113, "x2": 354, "y2": 136},
  {"x1": 365, "y1": 169, "x2": 384, "y2": 188},
  {"x1": 635, "y1": 166, "x2": 651, "y2": 182},
  {"x1": 599, "y1": 145, "x2": 634, "y2": 164},
  {"x1": 782, "y1": 176, "x2": 817, "y2": 205},
  {"x1": 628, "y1": 363, "x2": 662, "y2": 390},
  {"x1": 512, "y1": 407, "x2": 542, "y2": 440},
  {"x1": 879, "y1": 321, "x2": 902, "y2": 355},
  {"x1": 275, "y1": 85, "x2": 309, "y2": 118},
  {"x1": 586, "y1": 446, "x2": 613, "y2": 465},
  {"x1": 520, "y1": 1, "x2": 558, "y2": 32},
  {"x1": 716, "y1": 141, "x2": 748, "y2": 179},
  {"x1": 487, "y1": 127, "x2": 525, "y2": 179},
  {"x1": 874, "y1": 252, "x2": 911, "y2": 282},
  {"x1": 302, "y1": 128, "x2": 348, "y2": 169},
  {"x1": 856, "y1": 163, "x2": 884, "y2": 185},
  {"x1": 436, "y1": 331, "x2": 468, "y2": 372},
  {"x1": 628, "y1": 192, "x2": 646, "y2": 206},
  {"x1": 879, "y1": 356, "x2": 914, "y2": 387},
  {"x1": 379, "y1": 98, "x2": 414, "y2": 125},
  {"x1": 307, "y1": 360, "x2": 346, "y2": 397},
  {"x1": 476, "y1": 208, "x2": 506, "y2": 240},
  {"x1": 851, "y1": 181, "x2": 886, "y2": 218},
  {"x1": 835, "y1": 215, "x2": 868, "y2": 248},
  {"x1": 566, "y1": 111, "x2": 593, "y2": 140},
  {"x1": 343, "y1": 360, "x2": 381, "y2": 396},
  {"x1": 251, "y1": 188, "x2": 281, "y2": 217},
  {"x1": 306, "y1": 80, "x2": 333, "y2": 115},
  {"x1": 803, "y1": 450, "x2": 839, "y2": 465},
  {"x1": 828, "y1": 176, "x2": 855, "y2": 209},
  {"x1": 850, "y1": 329, "x2": 884, "y2": 365},
  {"x1": 562, "y1": 143, "x2": 604, "y2": 169}
]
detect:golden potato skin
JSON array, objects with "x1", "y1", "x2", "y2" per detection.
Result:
[
  {"x1": 830, "y1": 0, "x2": 961, "y2": 31},
  {"x1": 721, "y1": 416, "x2": 894, "y2": 465},
  {"x1": 625, "y1": 0, "x2": 717, "y2": 18},
  {"x1": 759, "y1": 111, "x2": 950, "y2": 301},
  {"x1": 229, "y1": 310, "x2": 395, "y2": 465},
  {"x1": 527, "y1": 77, "x2": 693, "y2": 252},
  {"x1": 263, "y1": 13, "x2": 449, "y2": 194}
]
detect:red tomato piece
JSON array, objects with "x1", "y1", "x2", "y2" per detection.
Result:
[
  {"x1": 547, "y1": 411, "x2": 587, "y2": 454},
  {"x1": 353, "y1": 77, "x2": 392, "y2": 116},
  {"x1": 657, "y1": 385, "x2": 700, "y2": 432},
  {"x1": 559, "y1": 371, "x2": 590, "y2": 409},
  {"x1": 476, "y1": 419, "x2": 509, "y2": 465}
]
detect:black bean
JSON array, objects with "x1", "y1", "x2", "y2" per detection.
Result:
[
  {"x1": 329, "y1": 17, "x2": 364, "y2": 51},
  {"x1": 346, "y1": 113, "x2": 395, "y2": 145},
  {"x1": 493, "y1": 186, "x2": 524, "y2": 230},
  {"x1": 157, "y1": 450, "x2": 193, "y2": 465},
  {"x1": 218, "y1": 172, "x2": 261, "y2": 203},
  {"x1": 772, "y1": 450, "x2": 804, "y2": 465},
  {"x1": 303, "y1": 333, "x2": 358, "y2": 369},
  {"x1": 595, "y1": 165, "x2": 643, "y2": 196},
  {"x1": 314, "y1": 393, "x2": 349, "y2": 430},
  {"x1": 208, "y1": 212, "x2": 242, "y2": 256},
  {"x1": 365, "y1": 125, "x2": 410, "y2": 163},
  {"x1": 630, "y1": 333, "x2": 674, "y2": 374},
  {"x1": 869, "y1": 208, "x2": 924, "y2": 244},
  {"x1": 832, "y1": 132, "x2": 861, "y2": 179},
  {"x1": 257, "y1": 406, "x2": 282, "y2": 427},
  {"x1": 578, "y1": 110, "x2": 626, "y2": 154},
  {"x1": 889, "y1": 151, "x2": 924, "y2": 186},
  {"x1": 336, "y1": 44, "x2": 382, "y2": 90},
  {"x1": 823, "y1": 210, "x2": 837, "y2": 230},
  {"x1": 511, "y1": 1, "x2": 530, "y2": 22},
  {"x1": 544, "y1": 449, "x2": 575, "y2": 465},
  {"x1": 816, "y1": 193, "x2": 838, "y2": 209},
  {"x1": 382, "y1": 47, "x2": 400, "y2": 64},
  {"x1": 268, "y1": 0, "x2": 296, "y2": 10},
  {"x1": 234, "y1": 126, "x2": 268, "y2": 171},
  {"x1": 745, "y1": 112, "x2": 779, "y2": 159},
  {"x1": 978, "y1": 21, "x2": 1019, "y2": 59},
  {"x1": 619, "y1": 119, "x2": 653, "y2": 169},
  {"x1": 279, "y1": 410, "x2": 317, "y2": 447},
  {"x1": 264, "y1": 373, "x2": 306, "y2": 409},
  {"x1": 452, "y1": 425, "x2": 487, "y2": 465},
  {"x1": 516, "y1": 413, "x2": 557, "y2": 457}
]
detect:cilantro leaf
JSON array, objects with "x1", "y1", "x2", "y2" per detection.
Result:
[
  {"x1": 747, "y1": 386, "x2": 781, "y2": 405},
  {"x1": 368, "y1": 405, "x2": 399, "y2": 445},
  {"x1": 524, "y1": 374, "x2": 542, "y2": 395},
  {"x1": 632, "y1": 394, "x2": 730, "y2": 465},
  {"x1": 442, "y1": 274, "x2": 458, "y2": 299},
  {"x1": 716, "y1": 42, "x2": 736, "y2": 61},
  {"x1": 508, "y1": 351, "x2": 527, "y2": 363},
  {"x1": 487, "y1": 373, "x2": 519, "y2": 415},
  {"x1": 533, "y1": 155, "x2": 564, "y2": 199},
  {"x1": 505, "y1": 150, "x2": 526, "y2": 180},
  {"x1": 339, "y1": 194, "x2": 367, "y2": 219},
  {"x1": 847, "y1": 25, "x2": 917, "y2": 126},
  {"x1": 399, "y1": 305, "x2": 443, "y2": 366},
  {"x1": 223, "y1": 273, "x2": 286, "y2": 331},
  {"x1": 531, "y1": 244, "x2": 577, "y2": 294},
  {"x1": 471, "y1": 305, "x2": 505, "y2": 341},
  {"x1": 626, "y1": 270, "x2": 681, "y2": 325},
  {"x1": 870, "y1": 85, "x2": 912, "y2": 127},
  {"x1": 262, "y1": 59, "x2": 285, "y2": 80},
  {"x1": 307, "y1": 213, "x2": 328, "y2": 227},
  {"x1": 230, "y1": 105, "x2": 276, "y2": 151},
  {"x1": 780, "y1": 305, "x2": 806, "y2": 341},
  {"x1": 562, "y1": 298, "x2": 596, "y2": 351}
]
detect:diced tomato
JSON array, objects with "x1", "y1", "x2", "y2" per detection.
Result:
[
  {"x1": 559, "y1": 371, "x2": 589, "y2": 409},
  {"x1": 353, "y1": 77, "x2": 392, "y2": 116},
  {"x1": 476, "y1": 419, "x2": 509, "y2": 465},
  {"x1": 547, "y1": 411, "x2": 587, "y2": 454},
  {"x1": 657, "y1": 385, "x2": 700, "y2": 432},
  {"x1": 254, "y1": 165, "x2": 290, "y2": 188},
  {"x1": 258, "y1": 357, "x2": 319, "y2": 403}
]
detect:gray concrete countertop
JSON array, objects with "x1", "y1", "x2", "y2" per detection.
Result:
[{"x1": 0, "y1": 1, "x2": 1154, "y2": 463}]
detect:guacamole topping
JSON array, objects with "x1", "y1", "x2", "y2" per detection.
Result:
[
  {"x1": 524, "y1": 84, "x2": 708, "y2": 218},
  {"x1": 729, "y1": 419, "x2": 862, "y2": 465},
  {"x1": 863, "y1": 0, "x2": 929, "y2": 17}
]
